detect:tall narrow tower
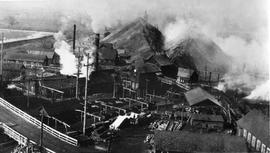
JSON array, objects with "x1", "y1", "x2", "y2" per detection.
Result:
[
  {"x1": 94, "y1": 33, "x2": 100, "y2": 72},
  {"x1": 73, "y1": 24, "x2": 76, "y2": 53}
]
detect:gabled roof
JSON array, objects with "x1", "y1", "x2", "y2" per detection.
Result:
[
  {"x1": 149, "y1": 54, "x2": 172, "y2": 66},
  {"x1": 141, "y1": 51, "x2": 155, "y2": 61},
  {"x1": 154, "y1": 131, "x2": 247, "y2": 152},
  {"x1": 184, "y1": 87, "x2": 222, "y2": 107},
  {"x1": 237, "y1": 109, "x2": 270, "y2": 146},
  {"x1": 136, "y1": 62, "x2": 161, "y2": 74},
  {"x1": 4, "y1": 53, "x2": 47, "y2": 63}
]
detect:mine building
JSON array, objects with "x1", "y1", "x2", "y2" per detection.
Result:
[
  {"x1": 26, "y1": 49, "x2": 60, "y2": 65},
  {"x1": 237, "y1": 109, "x2": 270, "y2": 153},
  {"x1": 153, "y1": 130, "x2": 247, "y2": 153},
  {"x1": 122, "y1": 62, "x2": 161, "y2": 98},
  {"x1": 88, "y1": 70, "x2": 115, "y2": 95},
  {"x1": 4, "y1": 53, "x2": 49, "y2": 67},
  {"x1": 190, "y1": 113, "x2": 224, "y2": 132},
  {"x1": 98, "y1": 43, "x2": 118, "y2": 66},
  {"x1": 2, "y1": 63, "x2": 26, "y2": 81},
  {"x1": 147, "y1": 54, "x2": 177, "y2": 78},
  {"x1": 176, "y1": 67, "x2": 194, "y2": 83},
  {"x1": 184, "y1": 87, "x2": 223, "y2": 108},
  {"x1": 117, "y1": 49, "x2": 131, "y2": 64},
  {"x1": 184, "y1": 87, "x2": 228, "y2": 131},
  {"x1": 40, "y1": 75, "x2": 78, "y2": 102}
]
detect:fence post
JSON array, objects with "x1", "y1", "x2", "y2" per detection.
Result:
[{"x1": 208, "y1": 72, "x2": 212, "y2": 85}]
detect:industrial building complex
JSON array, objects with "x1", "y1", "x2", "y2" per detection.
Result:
[{"x1": 0, "y1": 2, "x2": 269, "y2": 153}]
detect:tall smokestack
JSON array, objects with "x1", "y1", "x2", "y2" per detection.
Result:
[
  {"x1": 94, "y1": 33, "x2": 100, "y2": 71},
  {"x1": 73, "y1": 24, "x2": 76, "y2": 53}
]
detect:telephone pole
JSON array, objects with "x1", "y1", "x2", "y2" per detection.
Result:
[
  {"x1": 39, "y1": 106, "x2": 48, "y2": 152},
  {"x1": 75, "y1": 48, "x2": 82, "y2": 100},
  {"x1": 0, "y1": 33, "x2": 4, "y2": 86},
  {"x1": 83, "y1": 53, "x2": 90, "y2": 135}
]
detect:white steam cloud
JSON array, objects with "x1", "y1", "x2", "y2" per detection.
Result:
[
  {"x1": 54, "y1": 32, "x2": 95, "y2": 78},
  {"x1": 54, "y1": 32, "x2": 77, "y2": 76},
  {"x1": 246, "y1": 80, "x2": 270, "y2": 101}
]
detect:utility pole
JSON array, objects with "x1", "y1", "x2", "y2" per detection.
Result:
[
  {"x1": 27, "y1": 79, "x2": 30, "y2": 108},
  {"x1": 72, "y1": 24, "x2": 81, "y2": 100},
  {"x1": 39, "y1": 106, "x2": 48, "y2": 152},
  {"x1": 145, "y1": 79, "x2": 149, "y2": 97},
  {"x1": 83, "y1": 53, "x2": 90, "y2": 135},
  {"x1": 40, "y1": 112, "x2": 44, "y2": 149},
  {"x1": 0, "y1": 33, "x2": 4, "y2": 86},
  {"x1": 112, "y1": 73, "x2": 116, "y2": 98},
  {"x1": 204, "y1": 65, "x2": 207, "y2": 82},
  {"x1": 75, "y1": 48, "x2": 82, "y2": 100}
]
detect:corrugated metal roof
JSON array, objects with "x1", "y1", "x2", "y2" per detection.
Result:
[
  {"x1": 154, "y1": 130, "x2": 247, "y2": 152},
  {"x1": 26, "y1": 50, "x2": 55, "y2": 59},
  {"x1": 184, "y1": 87, "x2": 222, "y2": 107},
  {"x1": 237, "y1": 109, "x2": 270, "y2": 146},
  {"x1": 192, "y1": 113, "x2": 224, "y2": 122}
]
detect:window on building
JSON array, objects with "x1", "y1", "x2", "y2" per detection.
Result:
[
  {"x1": 247, "y1": 132, "x2": 252, "y2": 143},
  {"x1": 243, "y1": 129, "x2": 247, "y2": 138},
  {"x1": 238, "y1": 128, "x2": 242, "y2": 136},
  {"x1": 256, "y1": 140, "x2": 261, "y2": 151},
  {"x1": 262, "y1": 144, "x2": 266, "y2": 153},
  {"x1": 252, "y1": 136, "x2": 256, "y2": 147}
]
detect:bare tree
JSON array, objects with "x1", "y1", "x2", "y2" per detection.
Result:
[{"x1": 5, "y1": 16, "x2": 19, "y2": 27}]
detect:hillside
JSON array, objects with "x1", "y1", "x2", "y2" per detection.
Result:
[
  {"x1": 166, "y1": 35, "x2": 231, "y2": 73},
  {"x1": 102, "y1": 18, "x2": 164, "y2": 62}
]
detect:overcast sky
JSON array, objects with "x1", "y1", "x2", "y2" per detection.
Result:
[{"x1": 0, "y1": 0, "x2": 268, "y2": 35}]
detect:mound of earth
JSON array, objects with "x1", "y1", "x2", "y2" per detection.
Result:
[
  {"x1": 166, "y1": 35, "x2": 231, "y2": 72},
  {"x1": 102, "y1": 17, "x2": 164, "y2": 62}
]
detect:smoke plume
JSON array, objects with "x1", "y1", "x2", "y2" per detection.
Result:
[{"x1": 245, "y1": 80, "x2": 270, "y2": 101}]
